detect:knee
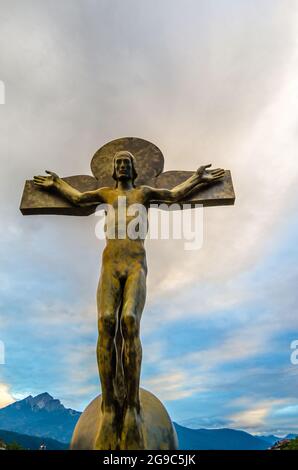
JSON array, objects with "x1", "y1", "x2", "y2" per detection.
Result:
[
  {"x1": 98, "y1": 313, "x2": 116, "y2": 336},
  {"x1": 121, "y1": 312, "x2": 139, "y2": 339}
]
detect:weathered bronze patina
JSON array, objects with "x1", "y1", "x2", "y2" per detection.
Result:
[
  {"x1": 20, "y1": 137, "x2": 235, "y2": 450},
  {"x1": 20, "y1": 137, "x2": 234, "y2": 215}
]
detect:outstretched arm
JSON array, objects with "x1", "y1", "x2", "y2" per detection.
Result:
[
  {"x1": 33, "y1": 171, "x2": 106, "y2": 206},
  {"x1": 144, "y1": 164, "x2": 225, "y2": 204}
]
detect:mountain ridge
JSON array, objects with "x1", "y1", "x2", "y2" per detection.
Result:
[
  {"x1": 173, "y1": 423, "x2": 269, "y2": 450},
  {"x1": 0, "y1": 393, "x2": 293, "y2": 449},
  {"x1": 0, "y1": 392, "x2": 80, "y2": 443}
]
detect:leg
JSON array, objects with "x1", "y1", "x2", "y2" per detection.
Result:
[
  {"x1": 121, "y1": 268, "x2": 146, "y2": 410},
  {"x1": 120, "y1": 266, "x2": 147, "y2": 449},
  {"x1": 97, "y1": 266, "x2": 122, "y2": 410},
  {"x1": 95, "y1": 266, "x2": 122, "y2": 449}
]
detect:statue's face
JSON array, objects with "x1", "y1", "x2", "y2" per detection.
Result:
[{"x1": 114, "y1": 156, "x2": 133, "y2": 181}]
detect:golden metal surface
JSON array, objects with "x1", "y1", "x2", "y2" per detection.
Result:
[
  {"x1": 21, "y1": 137, "x2": 235, "y2": 450},
  {"x1": 70, "y1": 389, "x2": 178, "y2": 450},
  {"x1": 20, "y1": 137, "x2": 235, "y2": 215}
]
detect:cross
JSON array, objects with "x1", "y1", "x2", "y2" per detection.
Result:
[
  {"x1": 20, "y1": 137, "x2": 235, "y2": 215},
  {"x1": 20, "y1": 137, "x2": 235, "y2": 450}
]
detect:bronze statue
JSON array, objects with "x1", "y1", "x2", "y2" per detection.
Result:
[{"x1": 21, "y1": 137, "x2": 235, "y2": 450}]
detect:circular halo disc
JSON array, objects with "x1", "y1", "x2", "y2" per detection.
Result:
[{"x1": 91, "y1": 136, "x2": 164, "y2": 186}]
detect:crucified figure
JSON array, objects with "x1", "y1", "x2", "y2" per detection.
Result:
[{"x1": 33, "y1": 151, "x2": 225, "y2": 449}]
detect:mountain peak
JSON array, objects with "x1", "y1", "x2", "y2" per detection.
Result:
[
  {"x1": 0, "y1": 392, "x2": 81, "y2": 443},
  {"x1": 11, "y1": 392, "x2": 65, "y2": 412},
  {"x1": 35, "y1": 392, "x2": 53, "y2": 400},
  {"x1": 31, "y1": 393, "x2": 60, "y2": 410}
]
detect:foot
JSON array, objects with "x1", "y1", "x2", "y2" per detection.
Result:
[
  {"x1": 120, "y1": 405, "x2": 145, "y2": 450},
  {"x1": 95, "y1": 406, "x2": 119, "y2": 450}
]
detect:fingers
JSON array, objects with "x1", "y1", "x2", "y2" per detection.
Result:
[
  {"x1": 46, "y1": 170, "x2": 59, "y2": 178},
  {"x1": 33, "y1": 177, "x2": 47, "y2": 185},
  {"x1": 33, "y1": 170, "x2": 59, "y2": 187},
  {"x1": 33, "y1": 179, "x2": 46, "y2": 187},
  {"x1": 33, "y1": 176, "x2": 47, "y2": 181},
  {"x1": 201, "y1": 164, "x2": 212, "y2": 172},
  {"x1": 211, "y1": 173, "x2": 225, "y2": 180},
  {"x1": 196, "y1": 163, "x2": 212, "y2": 175},
  {"x1": 33, "y1": 175, "x2": 48, "y2": 187},
  {"x1": 210, "y1": 169, "x2": 225, "y2": 177}
]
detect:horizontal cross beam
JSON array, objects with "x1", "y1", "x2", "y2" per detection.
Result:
[{"x1": 20, "y1": 170, "x2": 235, "y2": 216}]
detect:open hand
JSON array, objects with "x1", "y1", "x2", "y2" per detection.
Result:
[
  {"x1": 196, "y1": 164, "x2": 225, "y2": 183},
  {"x1": 33, "y1": 171, "x2": 60, "y2": 190}
]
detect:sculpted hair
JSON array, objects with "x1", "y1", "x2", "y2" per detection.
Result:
[{"x1": 112, "y1": 150, "x2": 138, "y2": 187}]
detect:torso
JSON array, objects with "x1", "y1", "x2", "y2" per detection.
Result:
[{"x1": 100, "y1": 186, "x2": 149, "y2": 269}]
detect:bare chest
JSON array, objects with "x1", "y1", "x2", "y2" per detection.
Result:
[{"x1": 105, "y1": 188, "x2": 146, "y2": 209}]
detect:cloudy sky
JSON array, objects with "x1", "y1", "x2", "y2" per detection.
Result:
[{"x1": 0, "y1": 0, "x2": 298, "y2": 436}]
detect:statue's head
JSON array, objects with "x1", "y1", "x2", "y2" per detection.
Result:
[{"x1": 112, "y1": 150, "x2": 138, "y2": 187}]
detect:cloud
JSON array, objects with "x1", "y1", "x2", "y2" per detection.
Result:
[
  {"x1": 0, "y1": 383, "x2": 15, "y2": 409},
  {"x1": 229, "y1": 398, "x2": 286, "y2": 430},
  {"x1": 143, "y1": 371, "x2": 204, "y2": 402},
  {"x1": 274, "y1": 404, "x2": 298, "y2": 417},
  {"x1": 0, "y1": 0, "x2": 298, "y2": 433}
]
